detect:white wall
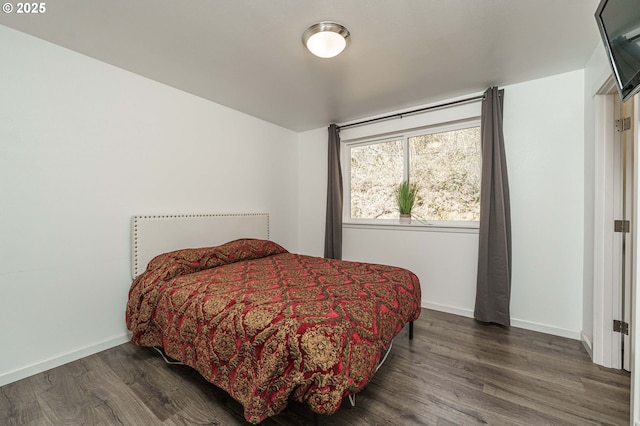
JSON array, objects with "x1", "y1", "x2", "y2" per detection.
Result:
[
  {"x1": 298, "y1": 127, "x2": 327, "y2": 257},
  {"x1": 505, "y1": 70, "x2": 585, "y2": 337},
  {"x1": 0, "y1": 25, "x2": 299, "y2": 386},
  {"x1": 298, "y1": 70, "x2": 586, "y2": 339}
]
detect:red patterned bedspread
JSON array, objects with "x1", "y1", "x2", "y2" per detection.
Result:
[{"x1": 126, "y1": 239, "x2": 421, "y2": 423}]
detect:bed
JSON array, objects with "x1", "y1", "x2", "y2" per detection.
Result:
[{"x1": 126, "y1": 214, "x2": 421, "y2": 424}]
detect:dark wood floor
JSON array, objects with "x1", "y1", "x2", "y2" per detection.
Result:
[{"x1": 0, "y1": 309, "x2": 630, "y2": 425}]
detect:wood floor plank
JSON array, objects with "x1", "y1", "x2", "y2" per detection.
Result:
[
  {"x1": 0, "y1": 309, "x2": 630, "y2": 425},
  {"x1": 33, "y1": 362, "x2": 117, "y2": 424},
  {"x1": 0, "y1": 377, "x2": 45, "y2": 426},
  {"x1": 482, "y1": 380, "x2": 618, "y2": 426},
  {"x1": 74, "y1": 355, "x2": 163, "y2": 425},
  {"x1": 99, "y1": 344, "x2": 246, "y2": 425}
]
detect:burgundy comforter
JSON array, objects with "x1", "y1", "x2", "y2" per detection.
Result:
[{"x1": 126, "y1": 239, "x2": 421, "y2": 423}]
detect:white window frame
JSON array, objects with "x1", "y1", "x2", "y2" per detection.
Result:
[{"x1": 342, "y1": 118, "x2": 481, "y2": 233}]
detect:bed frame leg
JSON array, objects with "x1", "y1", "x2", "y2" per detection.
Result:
[
  {"x1": 348, "y1": 394, "x2": 356, "y2": 407},
  {"x1": 409, "y1": 321, "x2": 414, "y2": 340}
]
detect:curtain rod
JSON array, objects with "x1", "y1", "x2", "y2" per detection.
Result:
[{"x1": 337, "y1": 94, "x2": 485, "y2": 131}]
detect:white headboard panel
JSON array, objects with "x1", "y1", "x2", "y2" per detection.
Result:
[{"x1": 131, "y1": 213, "x2": 269, "y2": 279}]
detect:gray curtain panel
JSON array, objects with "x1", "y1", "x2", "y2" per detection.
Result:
[
  {"x1": 474, "y1": 87, "x2": 512, "y2": 326},
  {"x1": 324, "y1": 124, "x2": 343, "y2": 259}
]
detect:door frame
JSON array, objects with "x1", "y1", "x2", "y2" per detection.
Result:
[
  {"x1": 592, "y1": 77, "x2": 628, "y2": 369},
  {"x1": 631, "y1": 92, "x2": 639, "y2": 426},
  {"x1": 592, "y1": 77, "x2": 640, "y2": 426},
  {"x1": 620, "y1": 95, "x2": 634, "y2": 371}
]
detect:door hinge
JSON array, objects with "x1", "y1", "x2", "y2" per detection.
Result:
[
  {"x1": 614, "y1": 219, "x2": 630, "y2": 233},
  {"x1": 616, "y1": 117, "x2": 631, "y2": 132},
  {"x1": 614, "y1": 319, "x2": 629, "y2": 335}
]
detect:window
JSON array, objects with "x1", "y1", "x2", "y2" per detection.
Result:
[
  {"x1": 350, "y1": 138, "x2": 403, "y2": 219},
  {"x1": 345, "y1": 121, "x2": 481, "y2": 226}
]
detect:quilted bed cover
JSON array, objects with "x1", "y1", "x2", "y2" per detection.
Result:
[{"x1": 126, "y1": 239, "x2": 421, "y2": 423}]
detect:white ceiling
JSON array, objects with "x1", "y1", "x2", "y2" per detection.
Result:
[{"x1": 0, "y1": 0, "x2": 602, "y2": 131}]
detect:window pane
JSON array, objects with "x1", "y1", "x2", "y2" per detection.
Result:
[
  {"x1": 350, "y1": 139, "x2": 403, "y2": 218},
  {"x1": 409, "y1": 127, "x2": 481, "y2": 221}
]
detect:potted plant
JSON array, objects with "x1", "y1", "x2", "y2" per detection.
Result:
[{"x1": 396, "y1": 181, "x2": 419, "y2": 224}]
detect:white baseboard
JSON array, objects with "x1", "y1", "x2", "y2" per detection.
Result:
[
  {"x1": 422, "y1": 302, "x2": 581, "y2": 340},
  {"x1": 422, "y1": 301, "x2": 474, "y2": 319},
  {"x1": 580, "y1": 331, "x2": 594, "y2": 359},
  {"x1": 0, "y1": 335, "x2": 130, "y2": 388}
]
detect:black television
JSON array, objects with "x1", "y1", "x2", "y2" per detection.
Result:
[{"x1": 595, "y1": 0, "x2": 640, "y2": 102}]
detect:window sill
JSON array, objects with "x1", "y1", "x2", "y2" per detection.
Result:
[{"x1": 343, "y1": 219, "x2": 479, "y2": 234}]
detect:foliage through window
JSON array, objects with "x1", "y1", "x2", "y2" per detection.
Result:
[{"x1": 347, "y1": 123, "x2": 481, "y2": 223}]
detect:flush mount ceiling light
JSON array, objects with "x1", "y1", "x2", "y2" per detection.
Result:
[{"x1": 302, "y1": 22, "x2": 350, "y2": 58}]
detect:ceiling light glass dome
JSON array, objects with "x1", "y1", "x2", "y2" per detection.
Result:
[{"x1": 302, "y1": 22, "x2": 350, "y2": 58}]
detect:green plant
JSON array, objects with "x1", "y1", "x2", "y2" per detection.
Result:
[{"x1": 396, "y1": 181, "x2": 419, "y2": 215}]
